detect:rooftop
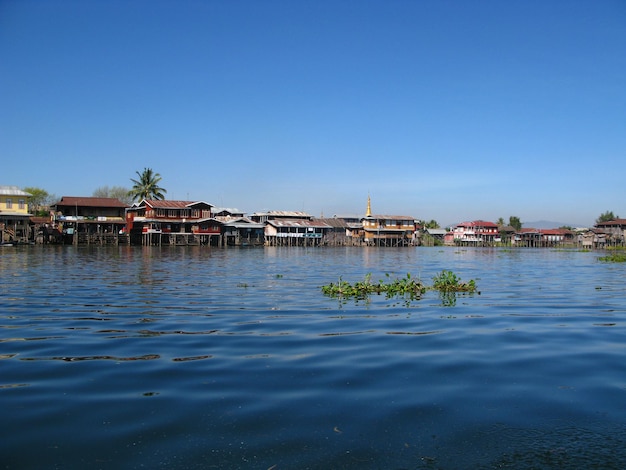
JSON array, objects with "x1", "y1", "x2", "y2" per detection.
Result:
[{"x1": 0, "y1": 186, "x2": 32, "y2": 197}]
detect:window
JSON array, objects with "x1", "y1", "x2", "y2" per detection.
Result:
[
  {"x1": 18, "y1": 199, "x2": 25, "y2": 209},
  {"x1": 6, "y1": 199, "x2": 12, "y2": 209}
]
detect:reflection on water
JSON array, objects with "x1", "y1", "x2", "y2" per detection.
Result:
[{"x1": 1, "y1": 246, "x2": 625, "y2": 469}]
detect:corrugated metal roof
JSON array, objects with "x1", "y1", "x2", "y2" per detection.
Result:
[
  {"x1": 318, "y1": 218, "x2": 349, "y2": 228},
  {"x1": 366, "y1": 214, "x2": 415, "y2": 221},
  {"x1": 222, "y1": 217, "x2": 266, "y2": 229},
  {"x1": 0, "y1": 186, "x2": 32, "y2": 197},
  {"x1": 212, "y1": 207, "x2": 244, "y2": 216},
  {"x1": 144, "y1": 200, "x2": 212, "y2": 209},
  {"x1": 426, "y1": 229, "x2": 447, "y2": 236},
  {"x1": 250, "y1": 210, "x2": 312, "y2": 218},
  {"x1": 267, "y1": 218, "x2": 332, "y2": 229}
]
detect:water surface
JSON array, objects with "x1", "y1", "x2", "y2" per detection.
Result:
[{"x1": 1, "y1": 246, "x2": 625, "y2": 469}]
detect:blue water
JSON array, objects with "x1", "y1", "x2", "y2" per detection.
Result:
[{"x1": 1, "y1": 246, "x2": 625, "y2": 469}]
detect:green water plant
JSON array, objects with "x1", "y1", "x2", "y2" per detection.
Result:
[
  {"x1": 432, "y1": 270, "x2": 477, "y2": 293},
  {"x1": 321, "y1": 273, "x2": 427, "y2": 301},
  {"x1": 321, "y1": 271, "x2": 479, "y2": 306},
  {"x1": 598, "y1": 252, "x2": 626, "y2": 262}
]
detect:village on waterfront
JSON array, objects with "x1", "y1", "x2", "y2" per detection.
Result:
[{"x1": 1, "y1": 172, "x2": 625, "y2": 249}]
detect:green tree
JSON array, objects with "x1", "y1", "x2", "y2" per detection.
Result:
[
  {"x1": 508, "y1": 216, "x2": 522, "y2": 232},
  {"x1": 93, "y1": 186, "x2": 132, "y2": 205},
  {"x1": 424, "y1": 219, "x2": 440, "y2": 229},
  {"x1": 22, "y1": 187, "x2": 56, "y2": 216},
  {"x1": 128, "y1": 168, "x2": 167, "y2": 202},
  {"x1": 596, "y1": 211, "x2": 619, "y2": 224},
  {"x1": 496, "y1": 217, "x2": 505, "y2": 226}
]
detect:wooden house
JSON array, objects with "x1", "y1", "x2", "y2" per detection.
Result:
[
  {"x1": 126, "y1": 199, "x2": 218, "y2": 245},
  {"x1": 52, "y1": 196, "x2": 128, "y2": 245},
  {"x1": 361, "y1": 215, "x2": 416, "y2": 246},
  {"x1": 517, "y1": 228, "x2": 575, "y2": 247},
  {"x1": 221, "y1": 217, "x2": 265, "y2": 246},
  {"x1": 317, "y1": 216, "x2": 363, "y2": 246},
  {"x1": 594, "y1": 219, "x2": 626, "y2": 245},
  {"x1": 581, "y1": 228, "x2": 608, "y2": 249},
  {"x1": 0, "y1": 186, "x2": 32, "y2": 243},
  {"x1": 249, "y1": 210, "x2": 313, "y2": 223},
  {"x1": 516, "y1": 228, "x2": 541, "y2": 247},
  {"x1": 496, "y1": 225, "x2": 517, "y2": 244},
  {"x1": 264, "y1": 217, "x2": 332, "y2": 246},
  {"x1": 423, "y1": 228, "x2": 447, "y2": 246},
  {"x1": 359, "y1": 196, "x2": 415, "y2": 246},
  {"x1": 539, "y1": 228, "x2": 575, "y2": 245}
]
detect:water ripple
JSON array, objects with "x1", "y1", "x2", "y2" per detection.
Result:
[{"x1": 1, "y1": 246, "x2": 625, "y2": 469}]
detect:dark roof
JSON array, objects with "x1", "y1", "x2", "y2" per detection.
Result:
[
  {"x1": 55, "y1": 196, "x2": 128, "y2": 208},
  {"x1": 595, "y1": 218, "x2": 626, "y2": 227},
  {"x1": 318, "y1": 218, "x2": 349, "y2": 229},
  {"x1": 519, "y1": 228, "x2": 572, "y2": 235}
]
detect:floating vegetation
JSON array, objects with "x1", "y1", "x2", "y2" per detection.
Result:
[
  {"x1": 598, "y1": 252, "x2": 626, "y2": 262},
  {"x1": 321, "y1": 271, "x2": 478, "y2": 306},
  {"x1": 321, "y1": 273, "x2": 426, "y2": 301},
  {"x1": 432, "y1": 270, "x2": 477, "y2": 293}
]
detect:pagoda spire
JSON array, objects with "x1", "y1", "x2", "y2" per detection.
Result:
[{"x1": 366, "y1": 194, "x2": 372, "y2": 217}]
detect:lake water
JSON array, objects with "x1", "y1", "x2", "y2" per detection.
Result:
[{"x1": 1, "y1": 246, "x2": 626, "y2": 469}]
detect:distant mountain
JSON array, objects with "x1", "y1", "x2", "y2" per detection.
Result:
[
  {"x1": 523, "y1": 220, "x2": 587, "y2": 229},
  {"x1": 442, "y1": 220, "x2": 591, "y2": 230}
]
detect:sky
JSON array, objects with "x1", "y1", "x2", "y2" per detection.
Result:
[{"x1": 1, "y1": 0, "x2": 625, "y2": 227}]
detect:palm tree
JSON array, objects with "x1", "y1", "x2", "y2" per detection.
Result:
[{"x1": 128, "y1": 168, "x2": 167, "y2": 202}]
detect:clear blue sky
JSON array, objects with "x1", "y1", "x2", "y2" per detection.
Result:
[{"x1": 2, "y1": 0, "x2": 625, "y2": 227}]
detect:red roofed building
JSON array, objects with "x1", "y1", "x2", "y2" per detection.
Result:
[
  {"x1": 517, "y1": 228, "x2": 575, "y2": 247},
  {"x1": 126, "y1": 199, "x2": 218, "y2": 245},
  {"x1": 452, "y1": 220, "x2": 499, "y2": 244}
]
